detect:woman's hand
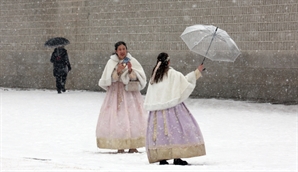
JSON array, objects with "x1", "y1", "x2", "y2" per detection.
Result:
[
  {"x1": 117, "y1": 63, "x2": 126, "y2": 75},
  {"x1": 198, "y1": 64, "x2": 204, "y2": 72},
  {"x1": 127, "y1": 62, "x2": 132, "y2": 73}
]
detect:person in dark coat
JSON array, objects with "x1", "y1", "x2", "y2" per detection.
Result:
[{"x1": 50, "y1": 46, "x2": 71, "y2": 94}]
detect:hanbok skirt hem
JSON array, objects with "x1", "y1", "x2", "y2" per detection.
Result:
[
  {"x1": 97, "y1": 137, "x2": 145, "y2": 149},
  {"x1": 147, "y1": 144, "x2": 206, "y2": 163}
]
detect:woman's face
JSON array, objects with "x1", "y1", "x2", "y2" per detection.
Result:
[{"x1": 116, "y1": 44, "x2": 127, "y2": 60}]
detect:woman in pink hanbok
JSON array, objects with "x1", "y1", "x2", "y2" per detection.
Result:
[
  {"x1": 96, "y1": 41, "x2": 147, "y2": 153},
  {"x1": 144, "y1": 52, "x2": 206, "y2": 165}
]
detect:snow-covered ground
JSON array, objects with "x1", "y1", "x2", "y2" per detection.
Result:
[{"x1": 1, "y1": 88, "x2": 297, "y2": 171}]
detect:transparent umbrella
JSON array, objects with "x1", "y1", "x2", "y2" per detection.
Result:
[{"x1": 180, "y1": 24, "x2": 241, "y2": 64}]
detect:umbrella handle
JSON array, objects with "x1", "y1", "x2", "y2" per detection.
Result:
[
  {"x1": 201, "y1": 57, "x2": 206, "y2": 64},
  {"x1": 201, "y1": 57, "x2": 206, "y2": 71}
]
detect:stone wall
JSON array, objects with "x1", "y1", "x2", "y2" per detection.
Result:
[{"x1": 0, "y1": 0, "x2": 297, "y2": 104}]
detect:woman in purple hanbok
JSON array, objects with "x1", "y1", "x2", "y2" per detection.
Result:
[
  {"x1": 96, "y1": 41, "x2": 147, "y2": 153},
  {"x1": 144, "y1": 52, "x2": 206, "y2": 165}
]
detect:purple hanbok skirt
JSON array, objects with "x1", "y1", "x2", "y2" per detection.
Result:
[{"x1": 146, "y1": 102, "x2": 206, "y2": 163}]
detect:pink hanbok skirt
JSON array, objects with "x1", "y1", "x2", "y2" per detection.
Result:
[
  {"x1": 146, "y1": 102, "x2": 206, "y2": 163},
  {"x1": 96, "y1": 81, "x2": 147, "y2": 149}
]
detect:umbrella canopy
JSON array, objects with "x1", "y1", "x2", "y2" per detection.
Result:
[
  {"x1": 44, "y1": 37, "x2": 70, "y2": 48},
  {"x1": 180, "y1": 24, "x2": 241, "y2": 62}
]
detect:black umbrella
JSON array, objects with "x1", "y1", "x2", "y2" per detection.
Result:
[{"x1": 44, "y1": 37, "x2": 70, "y2": 48}]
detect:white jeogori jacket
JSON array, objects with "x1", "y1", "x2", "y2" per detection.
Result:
[{"x1": 144, "y1": 67, "x2": 201, "y2": 111}]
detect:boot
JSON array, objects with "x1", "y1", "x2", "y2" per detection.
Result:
[
  {"x1": 62, "y1": 85, "x2": 66, "y2": 92},
  {"x1": 128, "y1": 149, "x2": 138, "y2": 153},
  {"x1": 117, "y1": 149, "x2": 125, "y2": 153},
  {"x1": 159, "y1": 160, "x2": 169, "y2": 165},
  {"x1": 173, "y1": 158, "x2": 188, "y2": 165}
]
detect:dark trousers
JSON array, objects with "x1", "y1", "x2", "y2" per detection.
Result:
[{"x1": 55, "y1": 73, "x2": 67, "y2": 91}]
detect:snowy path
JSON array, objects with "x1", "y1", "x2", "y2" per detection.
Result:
[{"x1": 1, "y1": 88, "x2": 297, "y2": 171}]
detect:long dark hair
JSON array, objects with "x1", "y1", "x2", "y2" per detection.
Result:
[
  {"x1": 112, "y1": 41, "x2": 127, "y2": 55},
  {"x1": 151, "y1": 52, "x2": 170, "y2": 83}
]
